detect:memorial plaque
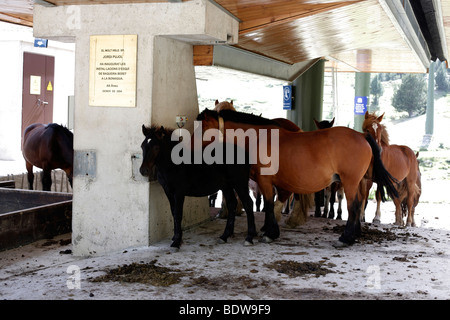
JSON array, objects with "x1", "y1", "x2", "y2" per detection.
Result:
[{"x1": 89, "y1": 35, "x2": 137, "y2": 107}]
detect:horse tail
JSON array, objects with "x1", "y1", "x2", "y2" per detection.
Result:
[{"x1": 365, "y1": 134, "x2": 399, "y2": 202}]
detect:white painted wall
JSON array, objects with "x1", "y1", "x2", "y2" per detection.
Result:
[{"x1": 0, "y1": 21, "x2": 75, "y2": 161}]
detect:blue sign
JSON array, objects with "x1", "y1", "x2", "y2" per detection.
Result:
[
  {"x1": 34, "y1": 38, "x2": 48, "y2": 48},
  {"x1": 283, "y1": 85, "x2": 293, "y2": 110},
  {"x1": 354, "y1": 96, "x2": 368, "y2": 115}
]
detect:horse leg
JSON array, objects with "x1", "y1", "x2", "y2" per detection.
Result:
[
  {"x1": 26, "y1": 162, "x2": 34, "y2": 190},
  {"x1": 64, "y1": 168, "x2": 73, "y2": 188},
  {"x1": 42, "y1": 169, "x2": 52, "y2": 191},
  {"x1": 327, "y1": 185, "x2": 335, "y2": 219},
  {"x1": 359, "y1": 180, "x2": 371, "y2": 223},
  {"x1": 336, "y1": 187, "x2": 344, "y2": 220},
  {"x1": 285, "y1": 193, "x2": 309, "y2": 227},
  {"x1": 255, "y1": 192, "x2": 262, "y2": 212},
  {"x1": 314, "y1": 191, "x2": 322, "y2": 217},
  {"x1": 257, "y1": 182, "x2": 279, "y2": 243},
  {"x1": 406, "y1": 200, "x2": 416, "y2": 227},
  {"x1": 393, "y1": 197, "x2": 403, "y2": 226},
  {"x1": 405, "y1": 176, "x2": 418, "y2": 227},
  {"x1": 373, "y1": 190, "x2": 382, "y2": 224},
  {"x1": 260, "y1": 198, "x2": 280, "y2": 242},
  {"x1": 335, "y1": 180, "x2": 365, "y2": 247},
  {"x1": 171, "y1": 193, "x2": 185, "y2": 248},
  {"x1": 405, "y1": 193, "x2": 416, "y2": 227},
  {"x1": 219, "y1": 188, "x2": 238, "y2": 243},
  {"x1": 281, "y1": 199, "x2": 289, "y2": 215},
  {"x1": 234, "y1": 186, "x2": 257, "y2": 246}
]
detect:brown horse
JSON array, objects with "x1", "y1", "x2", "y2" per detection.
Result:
[
  {"x1": 362, "y1": 112, "x2": 421, "y2": 226},
  {"x1": 22, "y1": 123, "x2": 73, "y2": 191},
  {"x1": 197, "y1": 109, "x2": 398, "y2": 246},
  {"x1": 212, "y1": 100, "x2": 310, "y2": 224}
]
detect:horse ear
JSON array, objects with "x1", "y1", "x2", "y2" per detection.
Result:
[
  {"x1": 142, "y1": 125, "x2": 151, "y2": 137},
  {"x1": 364, "y1": 111, "x2": 369, "y2": 119},
  {"x1": 377, "y1": 113, "x2": 385, "y2": 122},
  {"x1": 313, "y1": 118, "x2": 320, "y2": 129},
  {"x1": 155, "y1": 126, "x2": 165, "y2": 140},
  {"x1": 230, "y1": 100, "x2": 233, "y2": 106},
  {"x1": 330, "y1": 117, "x2": 335, "y2": 126},
  {"x1": 215, "y1": 100, "x2": 219, "y2": 106}
]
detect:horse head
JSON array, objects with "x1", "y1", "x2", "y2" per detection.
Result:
[
  {"x1": 362, "y1": 111, "x2": 385, "y2": 146},
  {"x1": 214, "y1": 99, "x2": 235, "y2": 112},
  {"x1": 140, "y1": 125, "x2": 170, "y2": 177}
]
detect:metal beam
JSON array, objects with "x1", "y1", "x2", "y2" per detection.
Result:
[
  {"x1": 379, "y1": 0, "x2": 431, "y2": 70},
  {"x1": 211, "y1": 45, "x2": 320, "y2": 82}
]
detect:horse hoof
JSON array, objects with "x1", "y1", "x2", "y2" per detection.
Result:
[
  {"x1": 260, "y1": 236, "x2": 273, "y2": 243},
  {"x1": 244, "y1": 240, "x2": 254, "y2": 246},
  {"x1": 372, "y1": 218, "x2": 381, "y2": 225},
  {"x1": 332, "y1": 240, "x2": 349, "y2": 248},
  {"x1": 217, "y1": 238, "x2": 227, "y2": 244},
  {"x1": 168, "y1": 244, "x2": 180, "y2": 252}
]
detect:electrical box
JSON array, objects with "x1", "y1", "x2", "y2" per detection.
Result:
[{"x1": 176, "y1": 115, "x2": 187, "y2": 128}]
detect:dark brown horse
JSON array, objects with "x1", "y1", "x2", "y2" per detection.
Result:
[
  {"x1": 197, "y1": 109, "x2": 398, "y2": 246},
  {"x1": 362, "y1": 112, "x2": 421, "y2": 226},
  {"x1": 22, "y1": 123, "x2": 73, "y2": 191}
]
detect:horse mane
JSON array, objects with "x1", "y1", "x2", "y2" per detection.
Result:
[
  {"x1": 362, "y1": 112, "x2": 390, "y2": 145},
  {"x1": 46, "y1": 123, "x2": 73, "y2": 141},
  {"x1": 150, "y1": 125, "x2": 175, "y2": 135},
  {"x1": 197, "y1": 109, "x2": 281, "y2": 127}
]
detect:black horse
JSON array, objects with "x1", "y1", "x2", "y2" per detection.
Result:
[
  {"x1": 22, "y1": 123, "x2": 73, "y2": 191},
  {"x1": 139, "y1": 125, "x2": 256, "y2": 248}
]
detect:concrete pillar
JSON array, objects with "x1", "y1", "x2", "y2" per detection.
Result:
[
  {"x1": 33, "y1": 1, "x2": 238, "y2": 256},
  {"x1": 425, "y1": 61, "x2": 435, "y2": 135},
  {"x1": 353, "y1": 49, "x2": 371, "y2": 133},
  {"x1": 287, "y1": 60, "x2": 324, "y2": 131},
  {"x1": 353, "y1": 72, "x2": 371, "y2": 133}
]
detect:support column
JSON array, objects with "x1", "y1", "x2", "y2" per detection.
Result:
[
  {"x1": 353, "y1": 72, "x2": 371, "y2": 133},
  {"x1": 287, "y1": 60, "x2": 324, "y2": 131},
  {"x1": 33, "y1": 0, "x2": 238, "y2": 256},
  {"x1": 425, "y1": 61, "x2": 435, "y2": 135}
]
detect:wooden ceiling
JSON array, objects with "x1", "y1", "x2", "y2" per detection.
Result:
[
  {"x1": 0, "y1": 0, "x2": 447, "y2": 73},
  {"x1": 0, "y1": 0, "x2": 33, "y2": 27}
]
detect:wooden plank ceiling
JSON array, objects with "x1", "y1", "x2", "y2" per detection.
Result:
[{"x1": 0, "y1": 0, "x2": 445, "y2": 73}]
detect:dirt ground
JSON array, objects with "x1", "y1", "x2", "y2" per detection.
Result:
[{"x1": 0, "y1": 200, "x2": 449, "y2": 301}]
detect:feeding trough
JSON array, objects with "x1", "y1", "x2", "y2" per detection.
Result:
[{"x1": 0, "y1": 187, "x2": 72, "y2": 251}]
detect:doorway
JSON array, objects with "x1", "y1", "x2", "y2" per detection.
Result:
[{"x1": 22, "y1": 52, "x2": 54, "y2": 142}]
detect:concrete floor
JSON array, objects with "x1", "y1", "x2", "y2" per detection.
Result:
[{"x1": 1, "y1": 201, "x2": 449, "y2": 302}]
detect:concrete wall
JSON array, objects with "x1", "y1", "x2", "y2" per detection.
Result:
[
  {"x1": 150, "y1": 36, "x2": 209, "y2": 243},
  {"x1": 0, "y1": 22, "x2": 75, "y2": 161},
  {"x1": 33, "y1": 0, "x2": 238, "y2": 256}
]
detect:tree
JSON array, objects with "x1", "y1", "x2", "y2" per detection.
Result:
[
  {"x1": 391, "y1": 74, "x2": 427, "y2": 117},
  {"x1": 370, "y1": 74, "x2": 384, "y2": 109}
]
